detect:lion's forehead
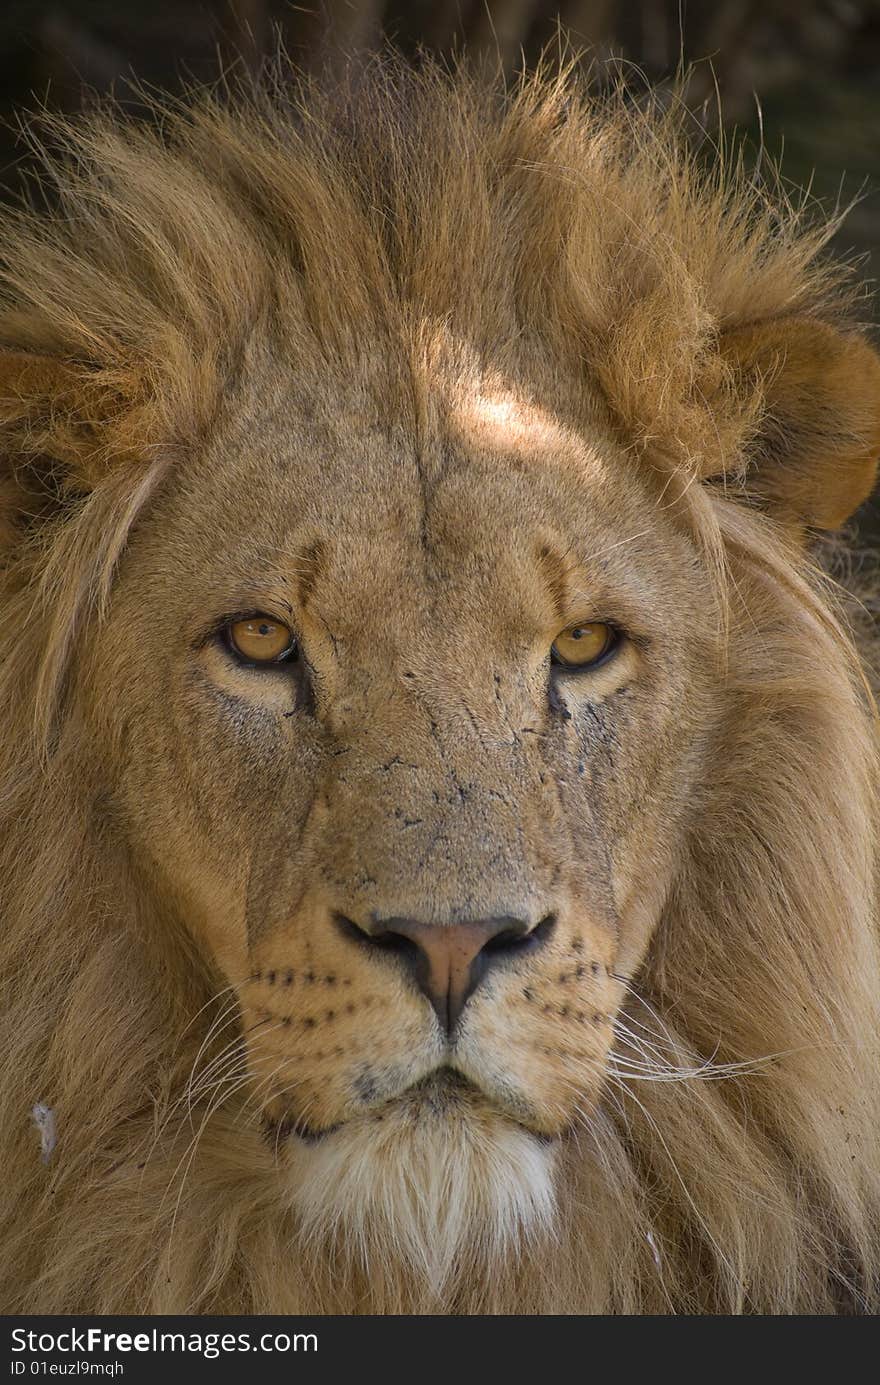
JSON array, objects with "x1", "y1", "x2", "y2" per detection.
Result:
[{"x1": 172, "y1": 377, "x2": 663, "y2": 630}]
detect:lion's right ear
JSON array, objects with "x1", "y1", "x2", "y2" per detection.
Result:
[
  {"x1": 0, "y1": 348, "x2": 145, "y2": 550},
  {"x1": 715, "y1": 318, "x2": 880, "y2": 537}
]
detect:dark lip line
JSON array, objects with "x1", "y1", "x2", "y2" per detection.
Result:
[
  {"x1": 266, "y1": 1116, "x2": 559, "y2": 1149},
  {"x1": 263, "y1": 1070, "x2": 559, "y2": 1148},
  {"x1": 268, "y1": 1117, "x2": 343, "y2": 1146}
]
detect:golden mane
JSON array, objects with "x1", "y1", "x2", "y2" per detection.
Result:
[{"x1": 1, "y1": 56, "x2": 878, "y2": 1314}]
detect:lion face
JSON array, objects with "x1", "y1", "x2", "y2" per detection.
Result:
[
  {"x1": 84, "y1": 354, "x2": 712, "y2": 1209},
  {"x1": 3, "y1": 56, "x2": 880, "y2": 1313}
]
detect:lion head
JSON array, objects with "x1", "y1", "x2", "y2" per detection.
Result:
[{"x1": 1, "y1": 60, "x2": 879, "y2": 1314}]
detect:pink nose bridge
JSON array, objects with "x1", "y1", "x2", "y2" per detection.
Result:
[
  {"x1": 345, "y1": 914, "x2": 549, "y2": 1035},
  {"x1": 399, "y1": 919, "x2": 503, "y2": 1030}
]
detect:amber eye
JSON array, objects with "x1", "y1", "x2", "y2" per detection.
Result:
[
  {"x1": 551, "y1": 621, "x2": 617, "y2": 670},
  {"x1": 225, "y1": 615, "x2": 297, "y2": 665}
]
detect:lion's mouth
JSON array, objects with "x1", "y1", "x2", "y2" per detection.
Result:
[{"x1": 262, "y1": 1067, "x2": 556, "y2": 1147}]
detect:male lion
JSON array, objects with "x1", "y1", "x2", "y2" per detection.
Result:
[{"x1": 1, "y1": 59, "x2": 879, "y2": 1315}]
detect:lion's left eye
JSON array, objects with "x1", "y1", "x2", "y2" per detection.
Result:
[
  {"x1": 225, "y1": 615, "x2": 297, "y2": 665},
  {"x1": 551, "y1": 621, "x2": 618, "y2": 670}
]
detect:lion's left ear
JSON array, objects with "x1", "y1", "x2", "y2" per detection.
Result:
[
  {"x1": 0, "y1": 347, "x2": 149, "y2": 551},
  {"x1": 717, "y1": 317, "x2": 880, "y2": 533}
]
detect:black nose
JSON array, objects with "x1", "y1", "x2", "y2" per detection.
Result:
[{"x1": 336, "y1": 912, "x2": 556, "y2": 1036}]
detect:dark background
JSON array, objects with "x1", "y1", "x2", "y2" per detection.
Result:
[{"x1": 2, "y1": 0, "x2": 879, "y2": 535}]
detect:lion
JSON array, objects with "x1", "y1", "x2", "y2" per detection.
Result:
[{"x1": 1, "y1": 57, "x2": 879, "y2": 1315}]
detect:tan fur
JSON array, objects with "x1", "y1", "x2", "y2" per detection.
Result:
[{"x1": 1, "y1": 58, "x2": 879, "y2": 1315}]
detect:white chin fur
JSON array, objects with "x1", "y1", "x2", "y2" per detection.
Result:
[{"x1": 283, "y1": 1098, "x2": 558, "y2": 1295}]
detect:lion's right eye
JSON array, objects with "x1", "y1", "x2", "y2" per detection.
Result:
[
  {"x1": 224, "y1": 616, "x2": 297, "y2": 666},
  {"x1": 551, "y1": 621, "x2": 618, "y2": 671}
]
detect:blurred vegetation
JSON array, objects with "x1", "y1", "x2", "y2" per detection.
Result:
[{"x1": 1, "y1": 1, "x2": 879, "y2": 533}]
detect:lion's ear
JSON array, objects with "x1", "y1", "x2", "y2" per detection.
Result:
[
  {"x1": 717, "y1": 317, "x2": 880, "y2": 534},
  {"x1": 0, "y1": 348, "x2": 145, "y2": 549}
]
